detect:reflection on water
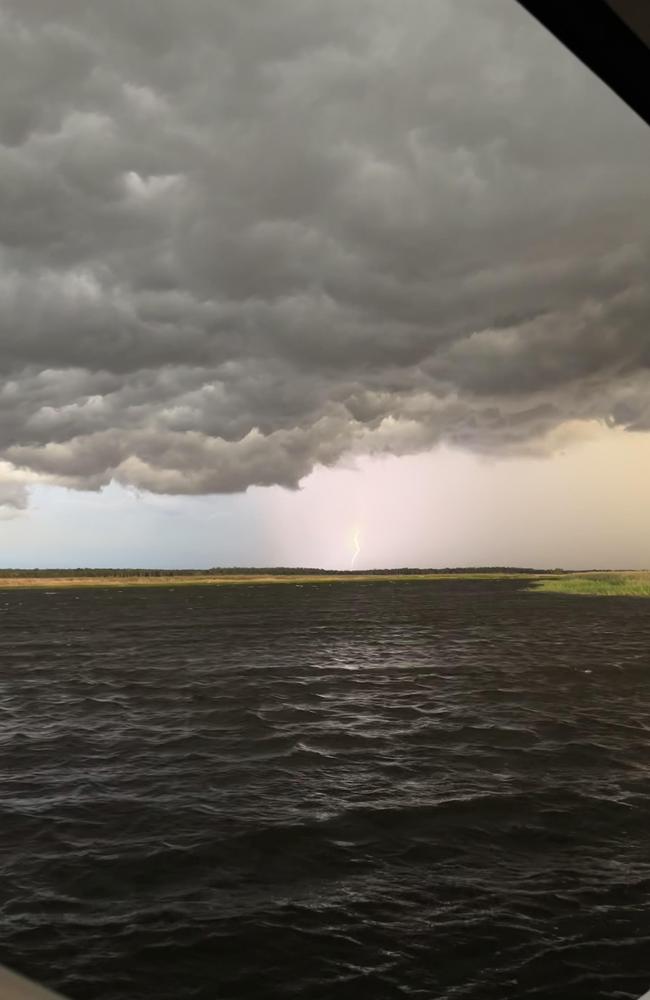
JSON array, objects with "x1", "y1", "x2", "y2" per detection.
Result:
[{"x1": 0, "y1": 580, "x2": 649, "y2": 999}]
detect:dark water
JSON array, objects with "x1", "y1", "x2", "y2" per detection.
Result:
[{"x1": 1, "y1": 580, "x2": 650, "y2": 1000}]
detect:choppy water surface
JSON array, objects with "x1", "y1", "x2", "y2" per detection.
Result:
[{"x1": 1, "y1": 580, "x2": 649, "y2": 1000}]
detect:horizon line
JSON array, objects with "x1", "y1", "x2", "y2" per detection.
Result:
[{"x1": 0, "y1": 566, "x2": 643, "y2": 576}]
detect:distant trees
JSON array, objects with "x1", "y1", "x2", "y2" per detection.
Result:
[{"x1": 0, "y1": 566, "x2": 567, "y2": 578}]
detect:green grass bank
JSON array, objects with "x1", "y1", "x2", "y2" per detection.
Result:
[
  {"x1": 534, "y1": 572, "x2": 650, "y2": 598},
  {"x1": 0, "y1": 571, "x2": 537, "y2": 590},
  {"x1": 0, "y1": 570, "x2": 647, "y2": 595}
]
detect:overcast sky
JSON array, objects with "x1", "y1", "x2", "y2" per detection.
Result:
[{"x1": 1, "y1": 0, "x2": 649, "y2": 568}]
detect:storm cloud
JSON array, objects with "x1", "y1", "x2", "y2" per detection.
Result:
[{"x1": 0, "y1": 0, "x2": 649, "y2": 502}]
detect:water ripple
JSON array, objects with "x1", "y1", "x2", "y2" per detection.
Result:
[{"x1": 0, "y1": 580, "x2": 649, "y2": 999}]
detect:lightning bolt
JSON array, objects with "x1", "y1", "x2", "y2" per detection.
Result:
[{"x1": 350, "y1": 527, "x2": 361, "y2": 570}]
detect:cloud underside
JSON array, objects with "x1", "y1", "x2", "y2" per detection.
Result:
[{"x1": 0, "y1": 0, "x2": 649, "y2": 503}]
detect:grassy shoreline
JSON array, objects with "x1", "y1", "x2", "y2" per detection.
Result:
[
  {"x1": 0, "y1": 571, "x2": 537, "y2": 590},
  {"x1": 533, "y1": 572, "x2": 650, "y2": 598},
  {"x1": 0, "y1": 571, "x2": 647, "y2": 595}
]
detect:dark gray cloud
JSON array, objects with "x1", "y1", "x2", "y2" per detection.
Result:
[{"x1": 0, "y1": 0, "x2": 649, "y2": 503}]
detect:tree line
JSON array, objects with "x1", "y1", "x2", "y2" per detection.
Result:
[{"x1": 0, "y1": 566, "x2": 568, "y2": 577}]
